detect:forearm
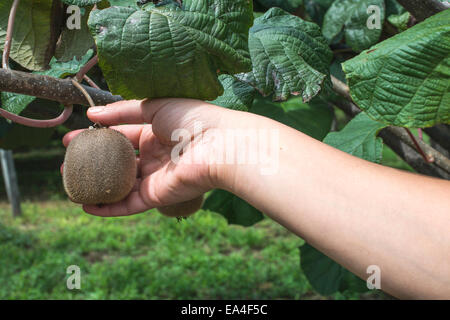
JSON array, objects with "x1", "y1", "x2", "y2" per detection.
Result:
[{"x1": 214, "y1": 110, "x2": 450, "y2": 299}]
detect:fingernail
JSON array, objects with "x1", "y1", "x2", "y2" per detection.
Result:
[{"x1": 89, "y1": 107, "x2": 105, "y2": 114}]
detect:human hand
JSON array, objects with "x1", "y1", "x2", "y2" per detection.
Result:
[{"x1": 62, "y1": 98, "x2": 231, "y2": 217}]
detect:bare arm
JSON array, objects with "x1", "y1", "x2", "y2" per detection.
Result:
[
  {"x1": 215, "y1": 110, "x2": 450, "y2": 299},
  {"x1": 64, "y1": 99, "x2": 450, "y2": 299}
]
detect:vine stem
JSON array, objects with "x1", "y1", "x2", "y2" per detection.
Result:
[
  {"x1": 83, "y1": 75, "x2": 100, "y2": 90},
  {"x1": 405, "y1": 128, "x2": 433, "y2": 163},
  {"x1": 71, "y1": 79, "x2": 95, "y2": 108},
  {"x1": 0, "y1": 105, "x2": 73, "y2": 128},
  {"x1": 76, "y1": 55, "x2": 98, "y2": 83},
  {"x1": 2, "y1": 0, "x2": 20, "y2": 69},
  {"x1": 396, "y1": 0, "x2": 449, "y2": 22},
  {"x1": 0, "y1": 0, "x2": 74, "y2": 128}
]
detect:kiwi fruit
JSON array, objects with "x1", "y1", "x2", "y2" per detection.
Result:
[
  {"x1": 63, "y1": 127, "x2": 137, "y2": 205},
  {"x1": 157, "y1": 195, "x2": 204, "y2": 218}
]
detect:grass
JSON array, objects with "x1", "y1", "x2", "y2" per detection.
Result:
[{"x1": 0, "y1": 200, "x2": 381, "y2": 300}]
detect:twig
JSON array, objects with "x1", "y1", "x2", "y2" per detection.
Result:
[
  {"x1": 331, "y1": 76, "x2": 351, "y2": 100},
  {"x1": 404, "y1": 128, "x2": 433, "y2": 163},
  {"x1": 2, "y1": 0, "x2": 20, "y2": 69},
  {"x1": 396, "y1": 0, "x2": 449, "y2": 22},
  {"x1": 75, "y1": 55, "x2": 98, "y2": 83},
  {"x1": 0, "y1": 105, "x2": 73, "y2": 128},
  {"x1": 71, "y1": 79, "x2": 95, "y2": 108},
  {"x1": 83, "y1": 75, "x2": 100, "y2": 90},
  {"x1": 0, "y1": 68, "x2": 122, "y2": 106},
  {"x1": 0, "y1": 0, "x2": 74, "y2": 128}
]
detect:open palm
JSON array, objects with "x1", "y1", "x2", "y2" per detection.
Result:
[{"x1": 62, "y1": 98, "x2": 227, "y2": 217}]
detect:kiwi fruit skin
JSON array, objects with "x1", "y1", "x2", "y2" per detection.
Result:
[
  {"x1": 157, "y1": 195, "x2": 204, "y2": 218},
  {"x1": 63, "y1": 128, "x2": 137, "y2": 205}
]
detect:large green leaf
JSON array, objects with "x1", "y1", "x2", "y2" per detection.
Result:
[
  {"x1": 343, "y1": 10, "x2": 450, "y2": 128},
  {"x1": 0, "y1": 0, "x2": 61, "y2": 70},
  {"x1": 88, "y1": 0, "x2": 253, "y2": 100},
  {"x1": 203, "y1": 189, "x2": 264, "y2": 227},
  {"x1": 251, "y1": 95, "x2": 333, "y2": 141},
  {"x1": 300, "y1": 243, "x2": 368, "y2": 295},
  {"x1": 255, "y1": 0, "x2": 303, "y2": 12},
  {"x1": 209, "y1": 75, "x2": 256, "y2": 112},
  {"x1": 322, "y1": 0, "x2": 385, "y2": 52},
  {"x1": 239, "y1": 8, "x2": 332, "y2": 102},
  {"x1": 323, "y1": 112, "x2": 387, "y2": 163},
  {"x1": 1, "y1": 50, "x2": 93, "y2": 115},
  {"x1": 55, "y1": 6, "x2": 95, "y2": 62}
]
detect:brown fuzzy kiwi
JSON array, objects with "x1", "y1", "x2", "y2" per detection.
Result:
[
  {"x1": 63, "y1": 127, "x2": 137, "y2": 205},
  {"x1": 157, "y1": 195, "x2": 204, "y2": 218}
]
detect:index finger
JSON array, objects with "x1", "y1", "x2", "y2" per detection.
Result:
[
  {"x1": 87, "y1": 99, "x2": 171, "y2": 126},
  {"x1": 62, "y1": 125, "x2": 145, "y2": 149}
]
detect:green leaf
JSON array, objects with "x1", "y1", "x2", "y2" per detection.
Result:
[
  {"x1": 88, "y1": 0, "x2": 253, "y2": 100},
  {"x1": 255, "y1": 0, "x2": 303, "y2": 13},
  {"x1": 387, "y1": 11, "x2": 410, "y2": 32},
  {"x1": 251, "y1": 95, "x2": 333, "y2": 141},
  {"x1": 1, "y1": 50, "x2": 93, "y2": 115},
  {"x1": 385, "y1": 0, "x2": 409, "y2": 32},
  {"x1": 322, "y1": 0, "x2": 385, "y2": 52},
  {"x1": 61, "y1": 0, "x2": 102, "y2": 6},
  {"x1": 208, "y1": 75, "x2": 256, "y2": 111},
  {"x1": 300, "y1": 243, "x2": 345, "y2": 295},
  {"x1": 300, "y1": 243, "x2": 369, "y2": 295},
  {"x1": 107, "y1": 0, "x2": 139, "y2": 7},
  {"x1": 203, "y1": 190, "x2": 264, "y2": 227},
  {"x1": 55, "y1": 6, "x2": 95, "y2": 62},
  {"x1": 343, "y1": 10, "x2": 450, "y2": 128},
  {"x1": 304, "y1": 0, "x2": 334, "y2": 26},
  {"x1": 323, "y1": 112, "x2": 387, "y2": 163},
  {"x1": 240, "y1": 8, "x2": 332, "y2": 102},
  {"x1": 0, "y1": 0, "x2": 60, "y2": 70}
]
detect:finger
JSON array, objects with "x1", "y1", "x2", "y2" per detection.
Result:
[
  {"x1": 62, "y1": 125, "x2": 145, "y2": 150},
  {"x1": 131, "y1": 178, "x2": 142, "y2": 192},
  {"x1": 109, "y1": 125, "x2": 145, "y2": 149},
  {"x1": 87, "y1": 98, "x2": 194, "y2": 126},
  {"x1": 82, "y1": 190, "x2": 151, "y2": 217},
  {"x1": 62, "y1": 129, "x2": 84, "y2": 147}
]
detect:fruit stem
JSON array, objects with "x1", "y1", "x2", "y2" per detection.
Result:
[
  {"x1": 404, "y1": 128, "x2": 433, "y2": 163},
  {"x1": 2, "y1": 0, "x2": 20, "y2": 69}
]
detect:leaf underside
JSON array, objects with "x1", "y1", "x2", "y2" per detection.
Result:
[
  {"x1": 239, "y1": 8, "x2": 333, "y2": 103},
  {"x1": 88, "y1": 0, "x2": 253, "y2": 100},
  {"x1": 203, "y1": 189, "x2": 264, "y2": 227},
  {"x1": 343, "y1": 10, "x2": 450, "y2": 128},
  {"x1": 323, "y1": 112, "x2": 387, "y2": 163},
  {"x1": 322, "y1": 0, "x2": 385, "y2": 52},
  {"x1": 0, "y1": 0, "x2": 58, "y2": 70},
  {"x1": 209, "y1": 75, "x2": 256, "y2": 112}
]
